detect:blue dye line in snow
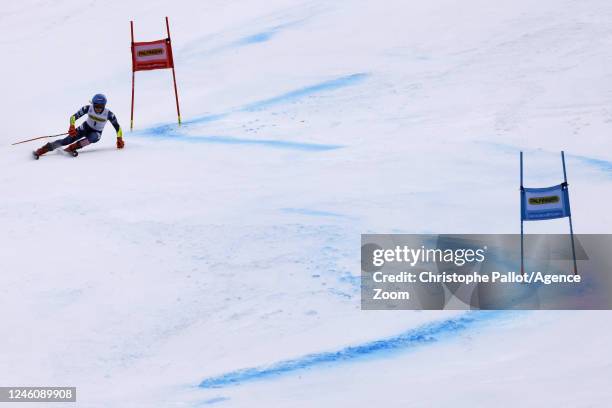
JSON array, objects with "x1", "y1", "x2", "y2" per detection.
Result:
[
  {"x1": 200, "y1": 397, "x2": 230, "y2": 405},
  {"x1": 199, "y1": 311, "x2": 504, "y2": 389},
  {"x1": 236, "y1": 31, "x2": 274, "y2": 45},
  {"x1": 181, "y1": 17, "x2": 310, "y2": 59},
  {"x1": 232, "y1": 21, "x2": 300, "y2": 47},
  {"x1": 240, "y1": 73, "x2": 369, "y2": 112},
  {"x1": 144, "y1": 133, "x2": 342, "y2": 151},
  {"x1": 146, "y1": 114, "x2": 229, "y2": 136},
  {"x1": 143, "y1": 72, "x2": 369, "y2": 134},
  {"x1": 570, "y1": 154, "x2": 612, "y2": 174},
  {"x1": 477, "y1": 141, "x2": 612, "y2": 176},
  {"x1": 135, "y1": 73, "x2": 367, "y2": 149}
]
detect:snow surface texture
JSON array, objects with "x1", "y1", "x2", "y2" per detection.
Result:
[{"x1": 1, "y1": 0, "x2": 611, "y2": 407}]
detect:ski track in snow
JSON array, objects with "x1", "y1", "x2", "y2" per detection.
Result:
[
  {"x1": 280, "y1": 208, "x2": 350, "y2": 218},
  {"x1": 198, "y1": 311, "x2": 507, "y2": 390}
]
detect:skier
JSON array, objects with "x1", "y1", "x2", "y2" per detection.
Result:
[{"x1": 33, "y1": 94, "x2": 124, "y2": 159}]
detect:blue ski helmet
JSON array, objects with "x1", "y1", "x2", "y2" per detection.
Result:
[{"x1": 92, "y1": 93, "x2": 107, "y2": 107}]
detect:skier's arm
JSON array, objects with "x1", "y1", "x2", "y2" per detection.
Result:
[
  {"x1": 108, "y1": 110, "x2": 125, "y2": 149},
  {"x1": 70, "y1": 106, "x2": 89, "y2": 126},
  {"x1": 67, "y1": 106, "x2": 88, "y2": 136},
  {"x1": 108, "y1": 111, "x2": 123, "y2": 138}
]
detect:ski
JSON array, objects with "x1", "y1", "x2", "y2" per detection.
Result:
[
  {"x1": 31, "y1": 147, "x2": 77, "y2": 159},
  {"x1": 61, "y1": 148, "x2": 79, "y2": 157}
]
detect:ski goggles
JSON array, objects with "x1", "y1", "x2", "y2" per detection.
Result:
[{"x1": 93, "y1": 103, "x2": 105, "y2": 112}]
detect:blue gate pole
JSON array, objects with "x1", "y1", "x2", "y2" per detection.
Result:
[
  {"x1": 562, "y1": 151, "x2": 578, "y2": 275},
  {"x1": 520, "y1": 151, "x2": 525, "y2": 275}
]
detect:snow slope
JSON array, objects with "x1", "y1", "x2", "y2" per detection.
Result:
[{"x1": 1, "y1": 0, "x2": 612, "y2": 407}]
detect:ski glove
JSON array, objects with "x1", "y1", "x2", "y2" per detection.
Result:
[
  {"x1": 116, "y1": 137, "x2": 125, "y2": 149},
  {"x1": 68, "y1": 124, "x2": 77, "y2": 137}
]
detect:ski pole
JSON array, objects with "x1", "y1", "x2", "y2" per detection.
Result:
[{"x1": 11, "y1": 132, "x2": 69, "y2": 146}]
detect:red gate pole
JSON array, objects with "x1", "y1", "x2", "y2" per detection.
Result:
[
  {"x1": 166, "y1": 16, "x2": 182, "y2": 126},
  {"x1": 131, "y1": 70, "x2": 135, "y2": 131},
  {"x1": 130, "y1": 20, "x2": 136, "y2": 131}
]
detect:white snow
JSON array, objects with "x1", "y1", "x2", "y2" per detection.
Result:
[{"x1": 1, "y1": 0, "x2": 611, "y2": 407}]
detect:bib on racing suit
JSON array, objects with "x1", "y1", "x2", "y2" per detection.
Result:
[{"x1": 86, "y1": 105, "x2": 109, "y2": 132}]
